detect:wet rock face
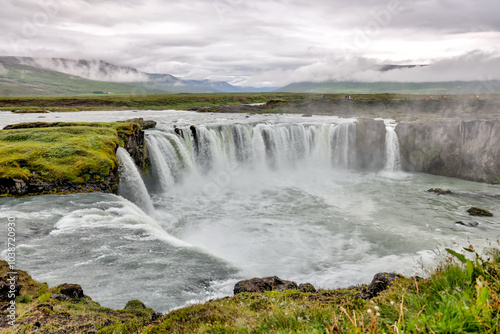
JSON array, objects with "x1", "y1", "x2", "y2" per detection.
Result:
[
  {"x1": 355, "y1": 118, "x2": 386, "y2": 171},
  {"x1": 396, "y1": 120, "x2": 500, "y2": 184},
  {"x1": 233, "y1": 276, "x2": 299, "y2": 294},
  {"x1": 0, "y1": 174, "x2": 118, "y2": 197},
  {"x1": 119, "y1": 123, "x2": 149, "y2": 170}
]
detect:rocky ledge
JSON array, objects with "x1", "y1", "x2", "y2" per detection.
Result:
[
  {"x1": 0, "y1": 118, "x2": 156, "y2": 197},
  {"x1": 233, "y1": 272, "x2": 402, "y2": 300}
]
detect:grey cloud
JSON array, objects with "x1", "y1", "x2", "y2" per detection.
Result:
[
  {"x1": 242, "y1": 51, "x2": 500, "y2": 87},
  {"x1": 1, "y1": 0, "x2": 500, "y2": 86}
]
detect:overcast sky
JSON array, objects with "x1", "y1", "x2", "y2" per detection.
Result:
[{"x1": 2, "y1": 0, "x2": 500, "y2": 86}]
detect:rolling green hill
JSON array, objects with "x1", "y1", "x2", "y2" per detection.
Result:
[{"x1": 0, "y1": 58, "x2": 218, "y2": 96}]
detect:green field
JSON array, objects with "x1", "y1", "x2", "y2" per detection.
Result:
[
  {"x1": 0, "y1": 93, "x2": 307, "y2": 112},
  {"x1": 1, "y1": 93, "x2": 500, "y2": 122}
]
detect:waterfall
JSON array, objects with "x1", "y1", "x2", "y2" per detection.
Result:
[
  {"x1": 145, "y1": 122, "x2": 358, "y2": 186},
  {"x1": 116, "y1": 147, "x2": 155, "y2": 214},
  {"x1": 384, "y1": 125, "x2": 401, "y2": 171}
]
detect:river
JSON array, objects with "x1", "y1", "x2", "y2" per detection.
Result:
[{"x1": 1, "y1": 109, "x2": 499, "y2": 313}]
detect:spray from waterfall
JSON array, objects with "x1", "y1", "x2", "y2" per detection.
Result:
[
  {"x1": 116, "y1": 147, "x2": 155, "y2": 214},
  {"x1": 146, "y1": 122, "x2": 358, "y2": 190},
  {"x1": 384, "y1": 125, "x2": 401, "y2": 171}
]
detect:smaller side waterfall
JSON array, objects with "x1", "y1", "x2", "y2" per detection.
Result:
[
  {"x1": 384, "y1": 125, "x2": 401, "y2": 171},
  {"x1": 116, "y1": 147, "x2": 155, "y2": 214}
]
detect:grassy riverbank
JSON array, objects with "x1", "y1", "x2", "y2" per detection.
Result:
[
  {"x1": 0, "y1": 121, "x2": 147, "y2": 196},
  {"x1": 2, "y1": 244, "x2": 499, "y2": 333}
]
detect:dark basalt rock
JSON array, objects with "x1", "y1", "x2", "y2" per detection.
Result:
[
  {"x1": 427, "y1": 188, "x2": 453, "y2": 195},
  {"x1": 0, "y1": 174, "x2": 118, "y2": 197},
  {"x1": 359, "y1": 272, "x2": 401, "y2": 299},
  {"x1": 118, "y1": 122, "x2": 149, "y2": 170},
  {"x1": 455, "y1": 221, "x2": 479, "y2": 227},
  {"x1": 234, "y1": 276, "x2": 298, "y2": 295},
  {"x1": 0, "y1": 276, "x2": 22, "y2": 302},
  {"x1": 467, "y1": 207, "x2": 493, "y2": 216},
  {"x1": 56, "y1": 283, "x2": 84, "y2": 299},
  {"x1": 174, "y1": 126, "x2": 184, "y2": 138},
  {"x1": 190, "y1": 125, "x2": 199, "y2": 156}
]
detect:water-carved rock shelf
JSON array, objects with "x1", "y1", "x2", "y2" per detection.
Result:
[{"x1": 0, "y1": 119, "x2": 154, "y2": 197}]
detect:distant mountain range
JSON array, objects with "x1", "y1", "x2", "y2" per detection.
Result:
[
  {"x1": 0, "y1": 56, "x2": 277, "y2": 96},
  {"x1": 1, "y1": 56, "x2": 500, "y2": 96}
]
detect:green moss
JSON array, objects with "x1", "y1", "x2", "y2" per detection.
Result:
[
  {"x1": 125, "y1": 300, "x2": 147, "y2": 310},
  {"x1": 17, "y1": 294, "x2": 33, "y2": 304},
  {"x1": 0, "y1": 122, "x2": 141, "y2": 192},
  {"x1": 0, "y1": 125, "x2": 119, "y2": 183}
]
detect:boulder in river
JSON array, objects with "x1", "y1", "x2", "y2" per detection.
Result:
[
  {"x1": 455, "y1": 221, "x2": 479, "y2": 227},
  {"x1": 467, "y1": 207, "x2": 493, "y2": 216},
  {"x1": 427, "y1": 188, "x2": 453, "y2": 195}
]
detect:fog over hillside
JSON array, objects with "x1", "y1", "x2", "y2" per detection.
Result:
[{"x1": 19, "y1": 57, "x2": 150, "y2": 83}]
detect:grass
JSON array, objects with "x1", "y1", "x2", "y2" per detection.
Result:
[
  {"x1": 3, "y1": 93, "x2": 499, "y2": 123},
  {"x1": 144, "y1": 244, "x2": 500, "y2": 333},
  {"x1": 0, "y1": 92, "x2": 307, "y2": 112},
  {"x1": 0, "y1": 122, "x2": 140, "y2": 186},
  {"x1": 2, "y1": 244, "x2": 500, "y2": 333}
]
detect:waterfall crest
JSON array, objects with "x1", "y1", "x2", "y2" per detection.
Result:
[
  {"x1": 146, "y1": 122, "x2": 358, "y2": 191},
  {"x1": 116, "y1": 147, "x2": 155, "y2": 214}
]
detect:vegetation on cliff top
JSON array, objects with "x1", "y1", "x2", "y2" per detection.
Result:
[
  {"x1": 2, "y1": 93, "x2": 500, "y2": 122},
  {"x1": 2, "y1": 244, "x2": 500, "y2": 333},
  {"x1": 0, "y1": 122, "x2": 138, "y2": 185}
]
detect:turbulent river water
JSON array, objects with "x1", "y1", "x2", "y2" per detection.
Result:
[{"x1": 1, "y1": 110, "x2": 499, "y2": 313}]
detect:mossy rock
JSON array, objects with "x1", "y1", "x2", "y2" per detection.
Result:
[
  {"x1": 467, "y1": 207, "x2": 493, "y2": 216},
  {"x1": 124, "y1": 299, "x2": 147, "y2": 310}
]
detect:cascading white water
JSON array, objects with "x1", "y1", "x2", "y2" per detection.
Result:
[
  {"x1": 384, "y1": 125, "x2": 401, "y2": 171},
  {"x1": 146, "y1": 122, "x2": 357, "y2": 184},
  {"x1": 116, "y1": 147, "x2": 155, "y2": 214}
]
